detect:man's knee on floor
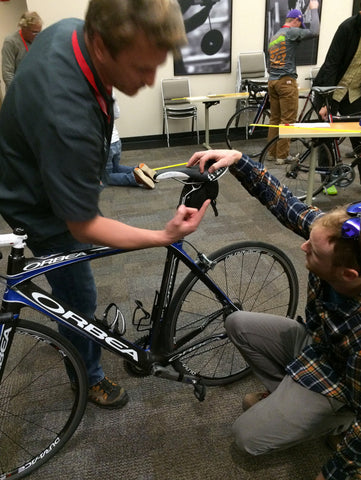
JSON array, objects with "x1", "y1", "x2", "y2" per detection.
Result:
[{"x1": 232, "y1": 422, "x2": 268, "y2": 456}]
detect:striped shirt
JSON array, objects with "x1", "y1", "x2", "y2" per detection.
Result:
[{"x1": 229, "y1": 155, "x2": 361, "y2": 480}]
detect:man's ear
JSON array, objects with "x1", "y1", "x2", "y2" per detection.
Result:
[
  {"x1": 92, "y1": 32, "x2": 108, "y2": 64},
  {"x1": 341, "y1": 267, "x2": 360, "y2": 282}
]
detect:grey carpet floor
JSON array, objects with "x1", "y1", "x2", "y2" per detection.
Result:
[{"x1": 0, "y1": 137, "x2": 359, "y2": 479}]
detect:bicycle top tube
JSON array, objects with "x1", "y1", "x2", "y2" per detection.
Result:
[{"x1": 0, "y1": 235, "x2": 187, "y2": 285}]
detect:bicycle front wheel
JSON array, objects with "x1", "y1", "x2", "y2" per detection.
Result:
[
  {"x1": 166, "y1": 242, "x2": 298, "y2": 386},
  {"x1": 0, "y1": 319, "x2": 88, "y2": 479},
  {"x1": 260, "y1": 136, "x2": 334, "y2": 200},
  {"x1": 225, "y1": 106, "x2": 270, "y2": 154}
]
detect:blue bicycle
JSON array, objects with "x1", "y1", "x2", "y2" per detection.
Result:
[{"x1": 0, "y1": 164, "x2": 299, "y2": 479}]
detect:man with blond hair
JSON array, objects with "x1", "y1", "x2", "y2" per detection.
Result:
[
  {"x1": 0, "y1": 0, "x2": 208, "y2": 409},
  {"x1": 188, "y1": 148, "x2": 361, "y2": 480},
  {"x1": 2, "y1": 11, "x2": 43, "y2": 90}
]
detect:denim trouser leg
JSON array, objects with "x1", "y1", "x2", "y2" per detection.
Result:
[
  {"x1": 28, "y1": 233, "x2": 104, "y2": 386},
  {"x1": 105, "y1": 141, "x2": 138, "y2": 186}
]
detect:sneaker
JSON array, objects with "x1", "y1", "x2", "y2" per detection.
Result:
[
  {"x1": 242, "y1": 391, "x2": 270, "y2": 411},
  {"x1": 88, "y1": 377, "x2": 129, "y2": 409},
  {"x1": 133, "y1": 167, "x2": 155, "y2": 189},
  {"x1": 139, "y1": 163, "x2": 159, "y2": 182},
  {"x1": 324, "y1": 185, "x2": 338, "y2": 195}
]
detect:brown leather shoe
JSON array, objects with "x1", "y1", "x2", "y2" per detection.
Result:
[
  {"x1": 88, "y1": 377, "x2": 129, "y2": 409},
  {"x1": 242, "y1": 391, "x2": 270, "y2": 411}
]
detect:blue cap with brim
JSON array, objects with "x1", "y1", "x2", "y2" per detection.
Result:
[{"x1": 287, "y1": 9, "x2": 306, "y2": 28}]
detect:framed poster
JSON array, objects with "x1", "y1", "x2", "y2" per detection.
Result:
[
  {"x1": 264, "y1": 0, "x2": 323, "y2": 66},
  {"x1": 174, "y1": 0, "x2": 232, "y2": 76}
]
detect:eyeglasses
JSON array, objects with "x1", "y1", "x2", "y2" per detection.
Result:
[{"x1": 341, "y1": 201, "x2": 361, "y2": 271}]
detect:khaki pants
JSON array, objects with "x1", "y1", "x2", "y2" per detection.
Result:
[
  {"x1": 268, "y1": 76, "x2": 299, "y2": 160},
  {"x1": 225, "y1": 311, "x2": 355, "y2": 454}
]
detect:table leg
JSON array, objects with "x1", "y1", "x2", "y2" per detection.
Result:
[
  {"x1": 306, "y1": 143, "x2": 317, "y2": 205},
  {"x1": 202, "y1": 100, "x2": 220, "y2": 150}
]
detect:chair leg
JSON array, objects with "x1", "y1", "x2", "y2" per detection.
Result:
[
  {"x1": 195, "y1": 113, "x2": 199, "y2": 145},
  {"x1": 164, "y1": 115, "x2": 170, "y2": 147}
]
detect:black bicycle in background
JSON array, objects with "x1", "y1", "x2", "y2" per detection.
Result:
[
  {"x1": 0, "y1": 163, "x2": 299, "y2": 479},
  {"x1": 260, "y1": 86, "x2": 361, "y2": 200}
]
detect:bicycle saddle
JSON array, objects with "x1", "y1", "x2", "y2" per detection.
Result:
[
  {"x1": 154, "y1": 160, "x2": 228, "y2": 184},
  {"x1": 311, "y1": 86, "x2": 345, "y2": 95}
]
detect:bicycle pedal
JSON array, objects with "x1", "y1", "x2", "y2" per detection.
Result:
[
  {"x1": 101, "y1": 303, "x2": 126, "y2": 335},
  {"x1": 193, "y1": 380, "x2": 206, "y2": 402}
]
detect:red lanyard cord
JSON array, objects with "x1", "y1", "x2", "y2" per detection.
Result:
[
  {"x1": 72, "y1": 30, "x2": 111, "y2": 123},
  {"x1": 19, "y1": 30, "x2": 29, "y2": 52}
]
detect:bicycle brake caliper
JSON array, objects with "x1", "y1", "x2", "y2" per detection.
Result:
[{"x1": 196, "y1": 253, "x2": 216, "y2": 270}]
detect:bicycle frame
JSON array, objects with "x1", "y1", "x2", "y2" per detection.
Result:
[{"x1": 0, "y1": 238, "x2": 237, "y2": 386}]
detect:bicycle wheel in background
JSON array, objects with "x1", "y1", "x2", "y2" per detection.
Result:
[
  {"x1": 225, "y1": 106, "x2": 270, "y2": 155},
  {"x1": 166, "y1": 241, "x2": 298, "y2": 386},
  {"x1": 260, "y1": 135, "x2": 334, "y2": 200},
  {"x1": 0, "y1": 319, "x2": 88, "y2": 479}
]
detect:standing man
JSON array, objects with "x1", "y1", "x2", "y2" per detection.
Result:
[
  {"x1": 0, "y1": 0, "x2": 209, "y2": 410},
  {"x1": 267, "y1": 1, "x2": 319, "y2": 165},
  {"x1": 1, "y1": 11, "x2": 43, "y2": 90},
  {"x1": 188, "y1": 148, "x2": 361, "y2": 480},
  {"x1": 313, "y1": 12, "x2": 361, "y2": 178}
]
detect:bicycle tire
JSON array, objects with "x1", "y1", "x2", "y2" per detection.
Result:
[
  {"x1": 0, "y1": 319, "x2": 88, "y2": 479},
  {"x1": 260, "y1": 135, "x2": 334, "y2": 201},
  {"x1": 166, "y1": 241, "x2": 299, "y2": 386},
  {"x1": 225, "y1": 106, "x2": 270, "y2": 154}
]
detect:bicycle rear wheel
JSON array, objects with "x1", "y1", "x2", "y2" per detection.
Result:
[
  {"x1": 260, "y1": 136, "x2": 334, "y2": 201},
  {"x1": 0, "y1": 319, "x2": 88, "y2": 479},
  {"x1": 225, "y1": 106, "x2": 270, "y2": 154},
  {"x1": 166, "y1": 242, "x2": 298, "y2": 386}
]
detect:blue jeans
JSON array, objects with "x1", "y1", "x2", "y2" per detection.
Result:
[
  {"x1": 105, "y1": 140, "x2": 138, "y2": 187},
  {"x1": 28, "y1": 232, "x2": 104, "y2": 386}
]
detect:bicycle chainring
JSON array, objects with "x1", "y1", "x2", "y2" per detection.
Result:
[{"x1": 330, "y1": 164, "x2": 355, "y2": 188}]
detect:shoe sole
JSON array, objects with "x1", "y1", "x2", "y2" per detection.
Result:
[
  {"x1": 139, "y1": 163, "x2": 159, "y2": 182},
  {"x1": 134, "y1": 168, "x2": 155, "y2": 189}
]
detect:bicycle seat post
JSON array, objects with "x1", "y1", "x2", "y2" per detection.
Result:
[{"x1": 6, "y1": 228, "x2": 27, "y2": 275}]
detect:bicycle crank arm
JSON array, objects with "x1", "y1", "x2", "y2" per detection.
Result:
[{"x1": 151, "y1": 364, "x2": 206, "y2": 402}]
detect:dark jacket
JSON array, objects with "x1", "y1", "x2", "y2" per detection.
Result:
[{"x1": 313, "y1": 13, "x2": 361, "y2": 111}]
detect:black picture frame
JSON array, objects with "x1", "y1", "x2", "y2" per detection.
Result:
[
  {"x1": 264, "y1": 0, "x2": 323, "y2": 66},
  {"x1": 174, "y1": 0, "x2": 232, "y2": 76}
]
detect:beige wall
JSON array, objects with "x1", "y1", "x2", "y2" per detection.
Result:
[{"x1": 2, "y1": 0, "x2": 355, "y2": 138}]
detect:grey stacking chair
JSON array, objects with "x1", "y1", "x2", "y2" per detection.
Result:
[{"x1": 161, "y1": 77, "x2": 199, "y2": 147}]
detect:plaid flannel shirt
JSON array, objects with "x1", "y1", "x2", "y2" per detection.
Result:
[{"x1": 229, "y1": 155, "x2": 361, "y2": 480}]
